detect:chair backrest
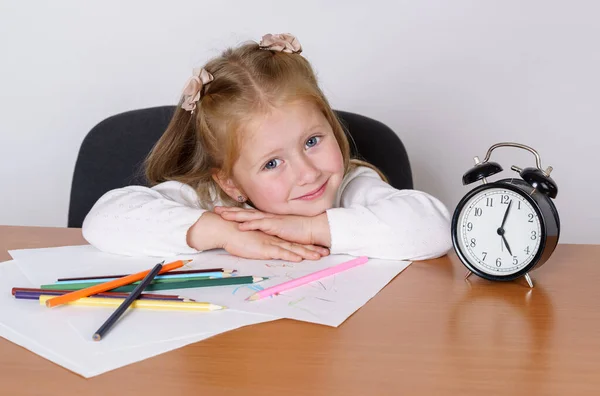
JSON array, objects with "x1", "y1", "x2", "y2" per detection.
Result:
[{"x1": 68, "y1": 106, "x2": 413, "y2": 227}]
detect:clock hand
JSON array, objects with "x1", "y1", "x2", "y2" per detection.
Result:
[
  {"x1": 501, "y1": 235, "x2": 513, "y2": 256},
  {"x1": 500, "y1": 200, "x2": 512, "y2": 230}
]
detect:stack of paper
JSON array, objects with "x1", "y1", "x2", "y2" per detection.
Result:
[{"x1": 1, "y1": 245, "x2": 410, "y2": 377}]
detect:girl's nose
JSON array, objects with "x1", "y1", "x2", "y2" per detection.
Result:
[{"x1": 294, "y1": 156, "x2": 321, "y2": 186}]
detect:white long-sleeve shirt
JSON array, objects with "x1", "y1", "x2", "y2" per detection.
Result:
[{"x1": 82, "y1": 166, "x2": 452, "y2": 260}]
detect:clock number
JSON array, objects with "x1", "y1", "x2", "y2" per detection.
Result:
[
  {"x1": 528, "y1": 213, "x2": 534, "y2": 223},
  {"x1": 474, "y1": 208, "x2": 482, "y2": 216},
  {"x1": 496, "y1": 258, "x2": 502, "y2": 267},
  {"x1": 531, "y1": 231, "x2": 537, "y2": 240},
  {"x1": 513, "y1": 256, "x2": 518, "y2": 265},
  {"x1": 482, "y1": 251, "x2": 487, "y2": 261},
  {"x1": 486, "y1": 198, "x2": 493, "y2": 207},
  {"x1": 501, "y1": 195, "x2": 510, "y2": 204},
  {"x1": 524, "y1": 246, "x2": 530, "y2": 255},
  {"x1": 466, "y1": 222, "x2": 473, "y2": 231},
  {"x1": 470, "y1": 238, "x2": 476, "y2": 247},
  {"x1": 518, "y1": 201, "x2": 522, "y2": 210}
]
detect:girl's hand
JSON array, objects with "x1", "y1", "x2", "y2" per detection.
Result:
[
  {"x1": 223, "y1": 228, "x2": 328, "y2": 262},
  {"x1": 214, "y1": 206, "x2": 331, "y2": 249},
  {"x1": 188, "y1": 211, "x2": 328, "y2": 261}
]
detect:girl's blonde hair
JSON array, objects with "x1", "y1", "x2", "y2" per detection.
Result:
[{"x1": 145, "y1": 40, "x2": 387, "y2": 209}]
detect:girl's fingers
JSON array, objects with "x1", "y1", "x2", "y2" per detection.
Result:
[
  {"x1": 276, "y1": 241, "x2": 320, "y2": 260},
  {"x1": 221, "y1": 211, "x2": 270, "y2": 222},
  {"x1": 303, "y1": 245, "x2": 330, "y2": 256},
  {"x1": 214, "y1": 206, "x2": 245, "y2": 213},
  {"x1": 240, "y1": 220, "x2": 282, "y2": 240},
  {"x1": 238, "y1": 220, "x2": 257, "y2": 231},
  {"x1": 267, "y1": 245, "x2": 303, "y2": 262}
]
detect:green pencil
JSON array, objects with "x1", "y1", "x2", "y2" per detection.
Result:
[{"x1": 40, "y1": 276, "x2": 267, "y2": 292}]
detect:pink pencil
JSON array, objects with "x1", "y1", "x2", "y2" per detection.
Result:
[{"x1": 246, "y1": 256, "x2": 369, "y2": 301}]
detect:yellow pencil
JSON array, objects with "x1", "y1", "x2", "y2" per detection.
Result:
[{"x1": 38, "y1": 295, "x2": 225, "y2": 312}]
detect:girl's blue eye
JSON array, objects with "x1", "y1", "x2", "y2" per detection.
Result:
[
  {"x1": 264, "y1": 158, "x2": 282, "y2": 170},
  {"x1": 305, "y1": 136, "x2": 321, "y2": 148}
]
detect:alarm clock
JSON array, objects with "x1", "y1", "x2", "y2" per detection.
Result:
[{"x1": 451, "y1": 142, "x2": 560, "y2": 288}]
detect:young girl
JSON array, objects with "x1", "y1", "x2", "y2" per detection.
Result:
[{"x1": 82, "y1": 33, "x2": 452, "y2": 262}]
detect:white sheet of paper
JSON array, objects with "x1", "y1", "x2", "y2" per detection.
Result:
[
  {"x1": 2, "y1": 245, "x2": 411, "y2": 377},
  {"x1": 0, "y1": 256, "x2": 279, "y2": 378},
  {"x1": 151, "y1": 249, "x2": 411, "y2": 327},
  {"x1": 9, "y1": 245, "x2": 185, "y2": 286}
]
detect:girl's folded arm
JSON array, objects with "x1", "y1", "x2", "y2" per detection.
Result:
[
  {"x1": 325, "y1": 168, "x2": 453, "y2": 261},
  {"x1": 82, "y1": 181, "x2": 221, "y2": 257}
]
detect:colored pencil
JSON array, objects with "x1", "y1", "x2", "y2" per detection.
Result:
[
  {"x1": 38, "y1": 295, "x2": 225, "y2": 311},
  {"x1": 45, "y1": 259, "x2": 188, "y2": 308},
  {"x1": 11, "y1": 287, "x2": 183, "y2": 300},
  {"x1": 57, "y1": 268, "x2": 236, "y2": 282},
  {"x1": 53, "y1": 272, "x2": 232, "y2": 286},
  {"x1": 42, "y1": 274, "x2": 232, "y2": 290},
  {"x1": 41, "y1": 276, "x2": 268, "y2": 293},
  {"x1": 247, "y1": 256, "x2": 369, "y2": 301},
  {"x1": 93, "y1": 262, "x2": 164, "y2": 341},
  {"x1": 14, "y1": 290, "x2": 194, "y2": 302}
]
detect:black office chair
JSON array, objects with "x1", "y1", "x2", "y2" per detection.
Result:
[{"x1": 67, "y1": 106, "x2": 413, "y2": 228}]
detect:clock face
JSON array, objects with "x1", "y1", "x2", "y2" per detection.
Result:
[{"x1": 455, "y1": 187, "x2": 542, "y2": 276}]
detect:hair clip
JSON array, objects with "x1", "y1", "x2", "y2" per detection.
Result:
[
  {"x1": 259, "y1": 33, "x2": 302, "y2": 54},
  {"x1": 181, "y1": 68, "x2": 214, "y2": 113}
]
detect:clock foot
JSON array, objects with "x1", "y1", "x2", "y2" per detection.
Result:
[
  {"x1": 464, "y1": 270, "x2": 473, "y2": 280},
  {"x1": 524, "y1": 273, "x2": 534, "y2": 288}
]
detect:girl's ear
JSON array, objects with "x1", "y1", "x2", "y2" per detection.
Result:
[{"x1": 211, "y1": 171, "x2": 245, "y2": 201}]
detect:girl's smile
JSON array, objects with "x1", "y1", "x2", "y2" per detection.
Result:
[{"x1": 292, "y1": 178, "x2": 329, "y2": 201}]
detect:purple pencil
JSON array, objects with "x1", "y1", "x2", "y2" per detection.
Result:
[{"x1": 14, "y1": 290, "x2": 195, "y2": 302}]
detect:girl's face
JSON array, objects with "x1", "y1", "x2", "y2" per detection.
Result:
[{"x1": 227, "y1": 101, "x2": 344, "y2": 217}]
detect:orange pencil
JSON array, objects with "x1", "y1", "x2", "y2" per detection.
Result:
[{"x1": 45, "y1": 260, "x2": 190, "y2": 308}]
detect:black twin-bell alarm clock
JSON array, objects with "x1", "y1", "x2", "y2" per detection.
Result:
[{"x1": 451, "y1": 142, "x2": 560, "y2": 288}]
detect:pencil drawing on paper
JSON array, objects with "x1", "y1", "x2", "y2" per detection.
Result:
[
  {"x1": 265, "y1": 263, "x2": 295, "y2": 268},
  {"x1": 306, "y1": 275, "x2": 337, "y2": 292},
  {"x1": 232, "y1": 284, "x2": 264, "y2": 295},
  {"x1": 281, "y1": 295, "x2": 335, "y2": 318}
]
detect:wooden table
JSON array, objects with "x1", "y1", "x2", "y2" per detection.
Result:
[{"x1": 1, "y1": 225, "x2": 599, "y2": 395}]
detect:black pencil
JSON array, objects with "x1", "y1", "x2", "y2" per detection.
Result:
[
  {"x1": 92, "y1": 262, "x2": 164, "y2": 341},
  {"x1": 58, "y1": 268, "x2": 235, "y2": 282}
]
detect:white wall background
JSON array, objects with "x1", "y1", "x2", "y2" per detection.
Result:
[{"x1": 1, "y1": 0, "x2": 598, "y2": 243}]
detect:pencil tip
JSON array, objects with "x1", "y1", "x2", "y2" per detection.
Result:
[{"x1": 93, "y1": 334, "x2": 102, "y2": 341}]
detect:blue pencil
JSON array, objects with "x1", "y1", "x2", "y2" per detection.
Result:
[{"x1": 92, "y1": 262, "x2": 164, "y2": 341}]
